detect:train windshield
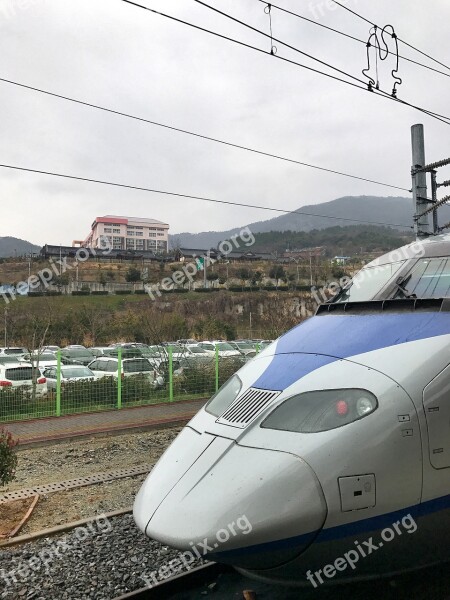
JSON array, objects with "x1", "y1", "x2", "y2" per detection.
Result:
[
  {"x1": 335, "y1": 261, "x2": 405, "y2": 303},
  {"x1": 392, "y1": 258, "x2": 450, "y2": 298}
]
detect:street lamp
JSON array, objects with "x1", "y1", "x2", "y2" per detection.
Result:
[{"x1": 289, "y1": 257, "x2": 300, "y2": 285}]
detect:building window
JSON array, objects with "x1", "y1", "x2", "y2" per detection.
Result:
[
  {"x1": 157, "y1": 233, "x2": 164, "y2": 237},
  {"x1": 136, "y1": 232, "x2": 143, "y2": 236},
  {"x1": 104, "y1": 228, "x2": 112, "y2": 233},
  {"x1": 127, "y1": 231, "x2": 135, "y2": 236},
  {"x1": 113, "y1": 228, "x2": 121, "y2": 233}
]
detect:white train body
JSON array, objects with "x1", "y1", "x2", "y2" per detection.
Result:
[{"x1": 134, "y1": 234, "x2": 450, "y2": 585}]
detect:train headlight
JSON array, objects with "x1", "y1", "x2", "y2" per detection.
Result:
[
  {"x1": 261, "y1": 389, "x2": 378, "y2": 433},
  {"x1": 356, "y1": 396, "x2": 376, "y2": 416},
  {"x1": 205, "y1": 374, "x2": 242, "y2": 417}
]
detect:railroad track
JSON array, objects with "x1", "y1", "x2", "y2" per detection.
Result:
[
  {"x1": 0, "y1": 464, "x2": 151, "y2": 505},
  {"x1": 113, "y1": 563, "x2": 230, "y2": 599}
]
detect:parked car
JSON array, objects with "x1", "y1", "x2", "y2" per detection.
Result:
[
  {"x1": 0, "y1": 362, "x2": 47, "y2": 395},
  {"x1": 158, "y1": 344, "x2": 186, "y2": 360},
  {"x1": 109, "y1": 343, "x2": 148, "y2": 349},
  {"x1": 60, "y1": 348, "x2": 96, "y2": 366},
  {"x1": 140, "y1": 346, "x2": 167, "y2": 368},
  {"x1": 43, "y1": 365, "x2": 97, "y2": 390},
  {"x1": 184, "y1": 345, "x2": 215, "y2": 363},
  {"x1": 41, "y1": 345, "x2": 60, "y2": 353},
  {"x1": 64, "y1": 345, "x2": 87, "y2": 349},
  {"x1": 90, "y1": 347, "x2": 120, "y2": 358},
  {"x1": 0, "y1": 347, "x2": 28, "y2": 358},
  {"x1": 228, "y1": 341, "x2": 257, "y2": 357},
  {"x1": 0, "y1": 356, "x2": 30, "y2": 365},
  {"x1": 176, "y1": 339, "x2": 197, "y2": 345},
  {"x1": 197, "y1": 341, "x2": 242, "y2": 357},
  {"x1": 22, "y1": 352, "x2": 59, "y2": 369},
  {"x1": 87, "y1": 357, "x2": 164, "y2": 388}
]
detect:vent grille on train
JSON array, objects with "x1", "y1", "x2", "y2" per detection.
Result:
[{"x1": 217, "y1": 387, "x2": 280, "y2": 428}]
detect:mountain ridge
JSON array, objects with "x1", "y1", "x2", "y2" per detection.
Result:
[{"x1": 170, "y1": 195, "x2": 450, "y2": 248}]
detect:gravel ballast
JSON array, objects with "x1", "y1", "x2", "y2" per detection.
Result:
[
  {"x1": 0, "y1": 513, "x2": 204, "y2": 599},
  {"x1": 0, "y1": 428, "x2": 182, "y2": 535}
]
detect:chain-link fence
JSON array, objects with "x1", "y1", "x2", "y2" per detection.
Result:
[{"x1": 0, "y1": 344, "x2": 263, "y2": 422}]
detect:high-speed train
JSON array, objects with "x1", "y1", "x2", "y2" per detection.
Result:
[{"x1": 134, "y1": 233, "x2": 450, "y2": 586}]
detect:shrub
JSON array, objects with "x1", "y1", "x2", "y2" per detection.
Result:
[
  {"x1": 115, "y1": 290, "x2": 133, "y2": 295},
  {"x1": 91, "y1": 291, "x2": 109, "y2": 296},
  {"x1": 72, "y1": 291, "x2": 90, "y2": 296},
  {"x1": 0, "y1": 428, "x2": 18, "y2": 486}
]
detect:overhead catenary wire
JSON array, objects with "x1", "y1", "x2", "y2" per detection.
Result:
[
  {"x1": 255, "y1": 0, "x2": 450, "y2": 80},
  {"x1": 330, "y1": 0, "x2": 450, "y2": 73},
  {"x1": 192, "y1": 0, "x2": 367, "y2": 87},
  {"x1": 0, "y1": 76, "x2": 410, "y2": 192},
  {"x1": 119, "y1": 1, "x2": 450, "y2": 127},
  {"x1": 0, "y1": 163, "x2": 413, "y2": 229}
]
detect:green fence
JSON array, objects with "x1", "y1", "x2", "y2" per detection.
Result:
[{"x1": 0, "y1": 346, "x2": 261, "y2": 423}]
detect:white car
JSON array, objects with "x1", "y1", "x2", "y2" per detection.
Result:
[
  {"x1": 43, "y1": 365, "x2": 97, "y2": 390},
  {"x1": 197, "y1": 341, "x2": 242, "y2": 357},
  {"x1": 22, "y1": 352, "x2": 59, "y2": 370},
  {"x1": 184, "y1": 345, "x2": 215, "y2": 363},
  {"x1": 87, "y1": 357, "x2": 164, "y2": 388},
  {"x1": 0, "y1": 347, "x2": 28, "y2": 358},
  {"x1": 42, "y1": 345, "x2": 60, "y2": 353},
  {"x1": 0, "y1": 362, "x2": 47, "y2": 395}
]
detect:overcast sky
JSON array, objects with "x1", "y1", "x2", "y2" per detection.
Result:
[{"x1": 0, "y1": 0, "x2": 449, "y2": 245}]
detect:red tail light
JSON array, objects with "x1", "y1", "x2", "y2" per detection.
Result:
[
  {"x1": 0, "y1": 380, "x2": 12, "y2": 387},
  {"x1": 37, "y1": 377, "x2": 46, "y2": 384}
]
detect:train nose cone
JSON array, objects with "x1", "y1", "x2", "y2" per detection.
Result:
[{"x1": 134, "y1": 429, "x2": 326, "y2": 569}]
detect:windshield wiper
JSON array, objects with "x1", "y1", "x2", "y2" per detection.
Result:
[{"x1": 394, "y1": 275, "x2": 416, "y2": 299}]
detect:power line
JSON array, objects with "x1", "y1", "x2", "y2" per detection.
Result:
[
  {"x1": 193, "y1": 0, "x2": 366, "y2": 87},
  {"x1": 0, "y1": 77, "x2": 410, "y2": 192},
  {"x1": 192, "y1": 0, "x2": 450, "y2": 125},
  {"x1": 0, "y1": 163, "x2": 412, "y2": 229},
  {"x1": 257, "y1": 0, "x2": 450, "y2": 80},
  {"x1": 330, "y1": 0, "x2": 450, "y2": 73},
  {"x1": 120, "y1": 1, "x2": 450, "y2": 127}
]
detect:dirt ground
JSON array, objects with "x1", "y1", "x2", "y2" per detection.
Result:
[{"x1": 0, "y1": 427, "x2": 181, "y2": 535}]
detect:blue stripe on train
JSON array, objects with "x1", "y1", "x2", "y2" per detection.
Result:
[
  {"x1": 209, "y1": 493, "x2": 450, "y2": 560},
  {"x1": 253, "y1": 312, "x2": 450, "y2": 390}
]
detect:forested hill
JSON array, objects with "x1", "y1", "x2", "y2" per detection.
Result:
[{"x1": 251, "y1": 225, "x2": 414, "y2": 256}]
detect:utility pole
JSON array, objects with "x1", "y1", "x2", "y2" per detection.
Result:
[
  {"x1": 411, "y1": 124, "x2": 431, "y2": 238},
  {"x1": 411, "y1": 124, "x2": 450, "y2": 238}
]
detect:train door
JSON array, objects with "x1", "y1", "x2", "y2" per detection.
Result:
[{"x1": 423, "y1": 364, "x2": 450, "y2": 469}]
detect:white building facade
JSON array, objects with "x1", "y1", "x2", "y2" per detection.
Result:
[{"x1": 82, "y1": 215, "x2": 169, "y2": 253}]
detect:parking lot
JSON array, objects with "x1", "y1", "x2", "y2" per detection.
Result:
[{"x1": 0, "y1": 340, "x2": 270, "y2": 422}]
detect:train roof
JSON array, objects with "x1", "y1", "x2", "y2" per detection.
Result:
[{"x1": 369, "y1": 232, "x2": 450, "y2": 267}]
